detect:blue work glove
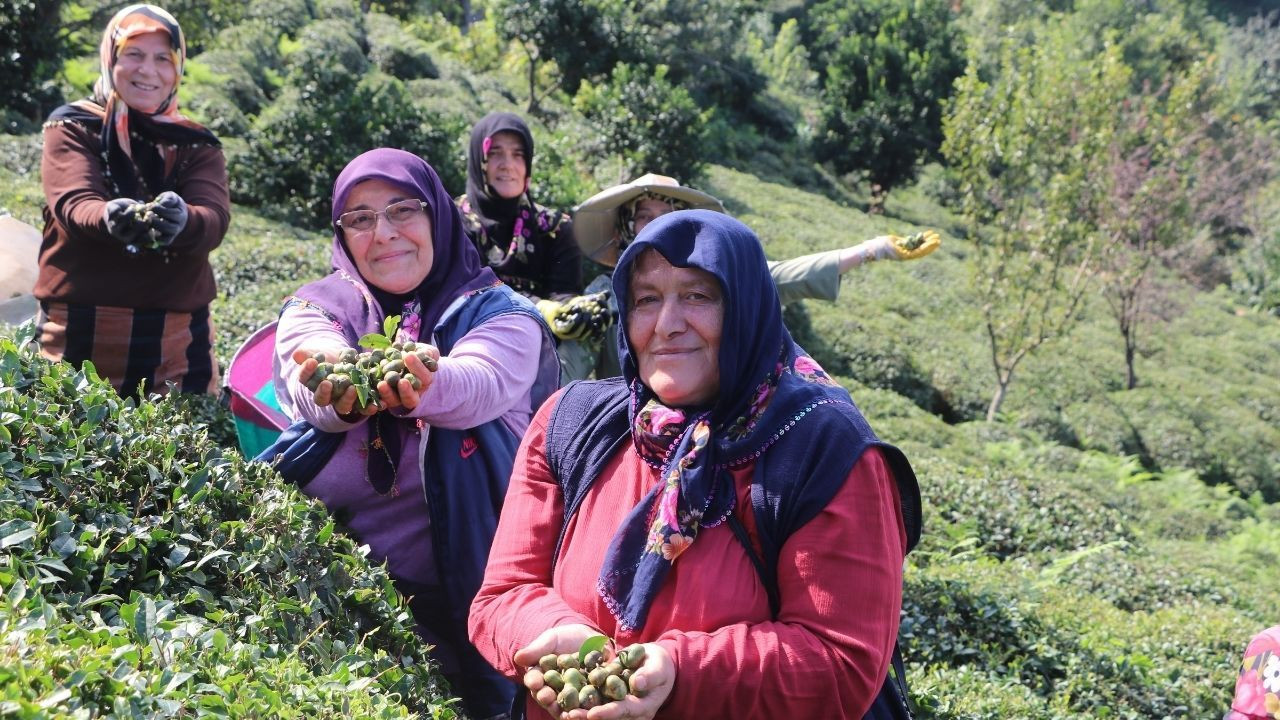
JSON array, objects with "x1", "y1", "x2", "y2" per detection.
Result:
[
  {"x1": 149, "y1": 191, "x2": 189, "y2": 246},
  {"x1": 102, "y1": 198, "x2": 148, "y2": 244}
]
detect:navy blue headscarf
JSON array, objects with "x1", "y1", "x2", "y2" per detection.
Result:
[{"x1": 598, "y1": 209, "x2": 874, "y2": 631}]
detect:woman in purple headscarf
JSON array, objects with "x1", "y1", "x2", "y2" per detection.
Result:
[
  {"x1": 470, "y1": 210, "x2": 921, "y2": 719},
  {"x1": 272, "y1": 148, "x2": 559, "y2": 719}
]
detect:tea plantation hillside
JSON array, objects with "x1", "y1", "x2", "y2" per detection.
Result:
[{"x1": 3, "y1": 122, "x2": 1278, "y2": 718}]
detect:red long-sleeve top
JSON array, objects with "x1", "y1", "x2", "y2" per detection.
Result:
[{"x1": 470, "y1": 394, "x2": 907, "y2": 719}]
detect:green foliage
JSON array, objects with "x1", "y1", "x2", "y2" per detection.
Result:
[
  {"x1": 182, "y1": 50, "x2": 269, "y2": 136},
  {"x1": 747, "y1": 18, "x2": 818, "y2": 94},
  {"x1": 211, "y1": 21, "x2": 287, "y2": 98},
  {"x1": 231, "y1": 17, "x2": 464, "y2": 227},
  {"x1": 528, "y1": 123, "x2": 595, "y2": 213},
  {"x1": 573, "y1": 63, "x2": 710, "y2": 184},
  {"x1": 494, "y1": 0, "x2": 623, "y2": 98},
  {"x1": 902, "y1": 567, "x2": 1069, "y2": 693},
  {"x1": 367, "y1": 12, "x2": 439, "y2": 80},
  {"x1": 158, "y1": 0, "x2": 248, "y2": 54},
  {"x1": 209, "y1": 207, "x2": 331, "y2": 363},
  {"x1": 1218, "y1": 11, "x2": 1280, "y2": 130},
  {"x1": 242, "y1": 0, "x2": 316, "y2": 38},
  {"x1": 788, "y1": 308, "x2": 944, "y2": 413},
  {"x1": 0, "y1": 330, "x2": 458, "y2": 717},
  {"x1": 808, "y1": 0, "x2": 965, "y2": 201},
  {"x1": 0, "y1": 0, "x2": 65, "y2": 132},
  {"x1": 635, "y1": 1, "x2": 766, "y2": 110},
  {"x1": 919, "y1": 450, "x2": 1134, "y2": 559},
  {"x1": 942, "y1": 21, "x2": 1130, "y2": 420}
]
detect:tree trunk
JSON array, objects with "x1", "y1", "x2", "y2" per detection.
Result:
[
  {"x1": 526, "y1": 59, "x2": 539, "y2": 114},
  {"x1": 1124, "y1": 331, "x2": 1138, "y2": 390},
  {"x1": 986, "y1": 379, "x2": 1009, "y2": 422},
  {"x1": 460, "y1": 0, "x2": 473, "y2": 34}
]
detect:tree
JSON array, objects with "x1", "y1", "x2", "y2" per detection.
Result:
[
  {"x1": 1093, "y1": 67, "x2": 1275, "y2": 389},
  {"x1": 573, "y1": 63, "x2": 709, "y2": 184},
  {"x1": 622, "y1": 0, "x2": 765, "y2": 113},
  {"x1": 231, "y1": 18, "x2": 464, "y2": 226},
  {"x1": 493, "y1": 0, "x2": 623, "y2": 114},
  {"x1": 1, "y1": 0, "x2": 65, "y2": 130},
  {"x1": 808, "y1": 0, "x2": 964, "y2": 212},
  {"x1": 942, "y1": 24, "x2": 1130, "y2": 421}
]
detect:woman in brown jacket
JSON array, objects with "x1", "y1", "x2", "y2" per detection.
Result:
[{"x1": 36, "y1": 4, "x2": 229, "y2": 398}]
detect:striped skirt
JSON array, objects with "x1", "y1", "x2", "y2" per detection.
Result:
[{"x1": 36, "y1": 301, "x2": 219, "y2": 398}]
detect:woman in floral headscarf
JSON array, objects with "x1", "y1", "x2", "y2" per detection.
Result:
[
  {"x1": 456, "y1": 112, "x2": 603, "y2": 383},
  {"x1": 36, "y1": 4, "x2": 229, "y2": 398},
  {"x1": 470, "y1": 210, "x2": 921, "y2": 719},
  {"x1": 1226, "y1": 626, "x2": 1280, "y2": 720},
  {"x1": 457, "y1": 111, "x2": 580, "y2": 302}
]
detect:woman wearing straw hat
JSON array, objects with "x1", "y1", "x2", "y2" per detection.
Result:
[{"x1": 569, "y1": 173, "x2": 942, "y2": 379}]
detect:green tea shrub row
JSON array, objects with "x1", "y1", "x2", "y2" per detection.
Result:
[
  {"x1": 0, "y1": 329, "x2": 457, "y2": 717},
  {"x1": 918, "y1": 456, "x2": 1134, "y2": 558}
]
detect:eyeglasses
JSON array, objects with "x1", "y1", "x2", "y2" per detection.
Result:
[{"x1": 336, "y1": 199, "x2": 428, "y2": 233}]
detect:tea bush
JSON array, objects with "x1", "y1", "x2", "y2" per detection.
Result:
[
  {"x1": 367, "y1": 12, "x2": 439, "y2": 80},
  {"x1": 229, "y1": 14, "x2": 469, "y2": 227},
  {"x1": 209, "y1": 208, "x2": 330, "y2": 364},
  {"x1": 0, "y1": 329, "x2": 459, "y2": 716},
  {"x1": 920, "y1": 454, "x2": 1133, "y2": 559},
  {"x1": 572, "y1": 63, "x2": 710, "y2": 184}
]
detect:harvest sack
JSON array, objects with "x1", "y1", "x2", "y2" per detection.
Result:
[{"x1": 223, "y1": 321, "x2": 289, "y2": 458}]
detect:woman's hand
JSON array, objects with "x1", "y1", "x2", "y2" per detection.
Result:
[
  {"x1": 375, "y1": 344, "x2": 440, "y2": 411},
  {"x1": 292, "y1": 348, "x2": 376, "y2": 418},
  {"x1": 574, "y1": 643, "x2": 674, "y2": 720},
  {"x1": 514, "y1": 624, "x2": 606, "y2": 718}
]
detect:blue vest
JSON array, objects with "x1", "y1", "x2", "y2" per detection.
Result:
[{"x1": 535, "y1": 377, "x2": 920, "y2": 720}]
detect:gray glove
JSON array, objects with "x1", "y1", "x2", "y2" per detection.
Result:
[
  {"x1": 149, "y1": 191, "x2": 189, "y2": 245},
  {"x1": 103, "y1": 198, "x2": 148, "y2": 243}
]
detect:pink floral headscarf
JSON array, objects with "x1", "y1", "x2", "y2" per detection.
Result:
[{"x1": 1227, "y1": 626, "x2": 1280, "y2": 720}]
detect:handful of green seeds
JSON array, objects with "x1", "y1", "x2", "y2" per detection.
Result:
[
  {"x1": 303, "y1": 315, "x2": 437, "y2": 412},
  {"x1": 305, "y1": 341, "x2": 438, "y2": 412},
  {"x1": 534, "y1": 642, "x2": 648, "y2": 712},
  {"x1": 898, "y1": 232, "x2": 927, "y2": 251}
]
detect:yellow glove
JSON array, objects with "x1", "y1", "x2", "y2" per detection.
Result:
[
  {"x1": 889, "y1": 229, "x2": 941, "y2": 261},
  {"x1": 536, "y1": 299, "x2": 570, "y2": 337},
  {"x1": 541, "y1": 292, "x2": 613, "y2": 342}
]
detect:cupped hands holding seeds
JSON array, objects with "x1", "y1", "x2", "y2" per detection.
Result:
[
  {"x1": 292, "y1": 315, "x2": 441, "y2": 416},
  {"x1": 514, "y1": 627, "x2": 675, "y2": 719}
]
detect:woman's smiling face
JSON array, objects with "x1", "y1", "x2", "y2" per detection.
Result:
[
  {"x1": 626, "y1": 249, "x2": 724, "y2": 408},
  {"x1": 340, "y1": 179, "x2": 435, "y2": 294},
  {"x1": 112, "y1": 31, "x2": 177, "y2": 113},
  {"x1": 483, "y1": 131, "x2": 528, "y2": 200}
]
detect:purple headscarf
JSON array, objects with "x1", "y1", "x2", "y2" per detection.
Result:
[{"x1": 323, "y1": 147, "x2": 498, "y2": 336}]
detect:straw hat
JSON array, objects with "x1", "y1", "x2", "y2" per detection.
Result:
[{"x1": 573, "y1": 173, "x2": 724, "y2": 268}]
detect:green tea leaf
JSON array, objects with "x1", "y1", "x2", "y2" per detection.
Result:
[
  {"x1": 0, "y1": 521, "x2": 35, "y2": 548},
  {"x1": 578, "y1": 635, "x2": 608, "y2": 665},
  {"x1": 134, "y1": 597, "x2": 157, "y2": 640}
]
